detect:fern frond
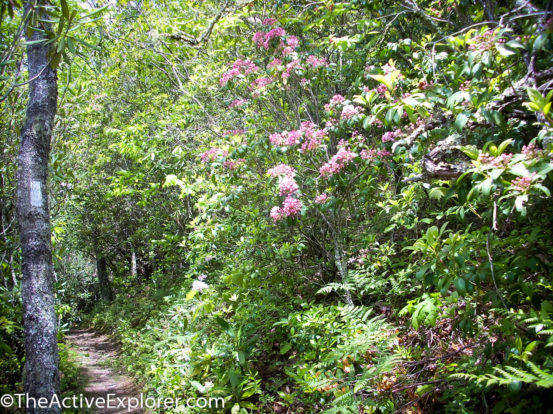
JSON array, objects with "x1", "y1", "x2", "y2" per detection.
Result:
[{"x1": 451, "y1": 362, "x2": 553, "y2": 388}]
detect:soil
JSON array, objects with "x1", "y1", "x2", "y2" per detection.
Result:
[{"x1": 65, "y1": 329, "x2": 147, "y2": 413}]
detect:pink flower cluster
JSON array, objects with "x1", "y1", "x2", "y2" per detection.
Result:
[
  {"x1": 192, "y1": 280, "x2": 209, "y2": 292},
  {"x1": 306, "y1": 55, "x2": 329, "y2": 68},
  {"x1": 282, "y1": 59, "x2": 303, "y2": 79},
  {"x1": 267, "y1": 58, "x2": 282, "y2": 69},
  {"x1": 341, "y1": 104, "x2": 363, "y2": 120},
  {"x1": 330, "y1": 94, "x2": 345, "y2": 106},
  {"x1": 469, "y1": 30, "x2": 504, "y2": 51},
  {"x1": 361, "y1": 149, "x2": 391, "y2": 160},
  {"x1": 381, "y1": 129, "x2": 402, "y2": 142},
  {"x1": 478, "y1": 153, "x2": 512, "y2": 168},
  {"x1": 270, "y1": 196, "x2": 303, "y2": 222},
  {"x1": 268, "y1": 122, "x2": 326, "y2": 152},
  {"x1": 521, "y1": 143, "x2": 542, "y2": 159},
  {"x1": 319, "y1": 148, "x2": 358, "y2": 178},
  {"x1": 253, "y1": 27, "x2": 286, "y2": 49},
  {"x1": 250, "y1": 77, "x2": 274, "y2": 91},
  {"x1": 361, "y1": 149, "x2": 376, "y2": 160},
  {"x1": 315, "y1": 193, "x2": 329, "y2": 204},
  {"x1": 229, "y1": 99, "x2": 249, "y2": 108},
  {"x1": 201, "y1": 148, "x2": 227, "y2": 162},
  {"x1": 219, "y1": 59, "x2": 260, "y2": 86},
  {"x1": 223, "y1": 158, "x2": 245, "y2": 170},
  {"x1": 279, "y1": 176, "x2": 299, "y2": 196},
  {"x1": 511, "y1": 172, "x2": 537, "y2": 192},
  {"x1": 262, "y1": 18, "x2": 277, "y2": 26},
  {"x1": 223, "y1": 129, "x2": 245, "y2": 136},
  {"x1": 286, "y1": 36, "x2": 299, "y2": 48},
  {"x1": 267, "y1": 163, "x2": 296, "y2": 177}
]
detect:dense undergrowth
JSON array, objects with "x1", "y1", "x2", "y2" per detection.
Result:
[{"x1": 2, "y1": 0, "x2": 553, "y2": 412}]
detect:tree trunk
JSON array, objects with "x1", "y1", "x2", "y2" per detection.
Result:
[
  {"x1": 16, "y1": 2, "x2": 60, "y2": 411},
  {"x1": 97, "y1": 256, "x2": 113, "y2": 301}
]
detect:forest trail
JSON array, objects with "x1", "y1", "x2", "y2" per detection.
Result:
[{"x1": 65, "y1": 329, "x2": 147, "y2": 413}]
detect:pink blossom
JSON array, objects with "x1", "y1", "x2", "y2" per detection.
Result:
[
  {"x1": 192, "y1": 280, "x2": 209, "y2": 292},
  {"x1": 229, "y1": 99, "x2": 249, "y2": 108},
  {"x1": 269, "y1": 132, "x2": 285, "y2": 146},
  {"x1": 219, "y1": 68, "x2": 241, "y2": 86},
  {"x1": 223, "y1": 159, "x2": 245, "y2": 170},
  {"x1": 253, "y1": 31, "x2": 265, "y2": 46},
  {"x1": 325, "y1": 118, "x2": 338, "y2": 128},
  {"x1": 341, "y1": 105, "x2": 363, "y2": 120},
  {"x1": 282, "y1": 46, "x2": 294, "y2": 56},
  {"x1": 286, "y1": 36, "x2": 299, "y2": 48},
  {"x1": 478, "y1": 153, "x2": 512, "y2": 168},
  {"x1": 232, "y1": 59, "x2": 259, "y2": 74},
  {"x1": 301, "y1": 127, "x2": 325, "y2": 153},
  {"x1": 315, "y1": 193, "x2": 329, "y2": 204},
  {"x1": 282, "y1": 59, "x2": 302, "y2": 79},
  {"x1": 250, "y1": 77, "x2": 273, "y2": 90},
  {"x1": 361, "y1": 149, "x2": 377, "y2": 160},
  {"x1": 377, "y1": 149, "x2": 391, "y2": 158},
  {"x1": 267, "y1": 164, "x2": 296, "y2": 177},
  {"x1": 279, "y1": 176, "x2": 299, "y2": 196},
  {"x1": 381, "y1": 63, "x2": 394, "y2": 74},
  {"x1": 381, "y1": 130, "x2": 401, "y2": 142},
  {"x1": 286, "y1": 130, "x2": 302, "y2": 145},
  {"x1": 282, "y1": 196, "x2": 302, "y2": 216},
  {"x1": 201, "y1": 148, "x2": 224, "y2": 162},
  {"x1": 262, "y1": 18, "x2": 277, "y2": 26},
  {"x1": 511, "y1": 172, "x2": 537, "y2": 192},
  {"x1": 267, "y1": 58, "x2": 282, "y2": 69},
  {"x1": 521, "y1": 143, "x2": 541, "y2": 159},
  {"x1": 223, "y1": 129, "x2": 245, "y2": 136},
  {"x1": 300, "y1": 78, "x2": 310, "y2": 86},
  {"x1": 329, "y1": 94, "x2": 345, "y2": 106},
  {"x1": 270, "y1": 206, "x2": 285, "y2": 222},
  {"x1": 306, "y1": 55, "x2": 329, "y2": 68},
  {"x1": 262, "y1": 27, "x2": 286, "y2": 48},
  {"x1": 377, "y1": 84, "x2": 387, "y2": 95},
  {"x1": 319, "y1": 148, "x2": 358, "y2": 178}
]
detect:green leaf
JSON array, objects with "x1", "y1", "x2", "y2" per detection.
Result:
[
  {"x1": 496, "y1": 44, "x2": 517, "y2": 56},
  {"x1": 455, "y1": 112, "x2": 470, "y2": 132},
  {"x1": 280, "y1": 342, "x2": 292, "y2": 355},
  {"x1": 480, "y1": 178, "x2": 493, "y2": 197},
  {"x1": 60, "y1": 0, "x2": 69, "y2": 19},
  {"x1": 454, "y1": 277, "x2": 466, "y2": 295},
  {"x1": 50, "y1": 52, "x2": 62, "y2": 69},
  {"x1": 459, "y1": 145, "x2": 479, "y2": 160}
]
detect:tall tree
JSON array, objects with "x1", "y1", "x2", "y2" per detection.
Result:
[{"x1": 16, "y1": 0, "x2": 60, "y2": 410}]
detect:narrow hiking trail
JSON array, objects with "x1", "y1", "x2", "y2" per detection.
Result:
[{"x1": 65, "y1": 329, "x2": 147, "y2": 413}]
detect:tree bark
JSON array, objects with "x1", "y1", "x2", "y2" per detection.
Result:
[
  {"x1": 97, "y1": 256, "x2": 113, "y2": 301},
  {"x1": 16, "y1": 2, "x2": 60, "y2": 412}
]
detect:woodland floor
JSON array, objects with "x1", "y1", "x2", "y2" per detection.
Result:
[{"x1": 65, "y1": 329, "x2": 147, "y2": 413}]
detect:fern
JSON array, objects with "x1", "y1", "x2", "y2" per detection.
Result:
[
  {"x1": 338, "y1": 304, "x2": 374, "y2": 322},
  {"x1": 451, "y1": 361, "x2": 553, "y2": 388},
  {"x1": 322, "y1": 404, "x2": 359, "y2": 414},
  {"x1": 317, "y1": 282, "x2": 354, "y2": 295}
]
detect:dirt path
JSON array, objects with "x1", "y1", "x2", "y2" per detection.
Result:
[{"x1": 65, "y1": 329, "x2": 147, "y2": 413}]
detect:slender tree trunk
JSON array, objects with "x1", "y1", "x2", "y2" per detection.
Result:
[
  {"x1": 131, "y1": 251, "x2": 137, "y2": 278},
  {"x1": 16, "y1": 2, "x2": 60, "y2": 411},
  {"x1": 96, "y1": 256, "x2": 113, "y2": 301}
]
